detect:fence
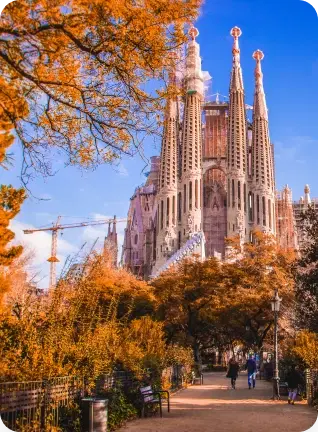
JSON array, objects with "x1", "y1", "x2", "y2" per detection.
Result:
[
  {"x1": 0, "y1": 368, "x2": 187, "y2": 431},
  {"x1": 162, "y1": 365, "x2": 189, "y2": 389},
  {"x1": 0, "y1": 376, "x2": 83, "y2": 431}
]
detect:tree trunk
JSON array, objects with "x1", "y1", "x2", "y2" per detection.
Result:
[{"x1": 193, "y1": 342, "x2": 202, "y2": 373}]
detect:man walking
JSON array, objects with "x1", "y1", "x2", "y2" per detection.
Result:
[{"x1": 245, "y1": 354, "x2": 257, "y2": 389}]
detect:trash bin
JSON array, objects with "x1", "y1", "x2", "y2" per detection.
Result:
[{"x1": 81, "y1": 398, "x2": 108, "y2": 432}]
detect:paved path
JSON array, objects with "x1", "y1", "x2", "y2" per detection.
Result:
[{"x1": 119, "y1": 372, "x2": 317, "y2": 432}]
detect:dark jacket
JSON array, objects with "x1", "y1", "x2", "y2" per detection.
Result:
[
  {"x1": 286, "y1": 369, "x2": 303, "y2": 389},
  {"x1": 245, "y1": 359, "x2": 256, "y2": 373},
  {"x1": 227, "y1": 362, "x2": 239, "y2": 378}
]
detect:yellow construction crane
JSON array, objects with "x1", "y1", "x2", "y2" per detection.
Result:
[{"x1": 24, "y1": 216, "x2": 127, "y2": 289}]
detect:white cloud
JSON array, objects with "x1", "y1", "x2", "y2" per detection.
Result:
[
  {"x1": 8, "y1": 212, "x2": 128, "y2": 287},
  {"x1": 10, "y1": 219, "x2": 76, "y2": 288}
]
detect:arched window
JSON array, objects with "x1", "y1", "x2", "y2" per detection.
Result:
[
  {"x1": 238, "y1": 180, "x2": 241, "y2": 209},
  {"x1": 248, "y1": 192, "x2": 253, "y2": 222},
  {"x1": 195, "y1": 179, "x2": 198, "y2": 209},
  {"x1": 134, "y1": 234, "x2": 138, "y2": 245},
  {"x1": 232, "y1": 179, "x2": 235, "y2": 208},
  {"x1": 189, "y1": 181, "x2": 193, "y2": 211},
  {"x1": 166, "y1": 197, "x2": 170, "y2": 226},
  {"x1": 160, "y1": 200, "x2": 164, "y2": 230},
  {"x1": 262, "y1": 196, "x2": 266, "y2": 226},
  {"x1": 178, "y1": 192, "x2": 182, "y2": 222}
]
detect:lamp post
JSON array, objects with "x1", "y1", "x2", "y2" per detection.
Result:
[{"x1": 271, "y1": 288, "x2": 282, "y2": 400}]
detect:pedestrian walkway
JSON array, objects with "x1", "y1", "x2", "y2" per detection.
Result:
[{"x1": 119, "y1": 372, "x2": 317, "y2": 432}]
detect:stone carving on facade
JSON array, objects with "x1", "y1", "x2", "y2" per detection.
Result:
[
  {"x1": 212, "y1": 196, "x2": 219, "y2": 210},
  {"x1": 236, "y1": 213, "x2": 244, "y2": 230},
  {"x1": 187, "y1": 214, "x2": 194, "y2": 236},
  {"x1": 235, "y1": 212, "x2": 245, "y2": 244},
  {"x1": 212, "y1": 182, "x2": 219, "y2": 193},
  {"x1": 163, "y1": 228, "x2": 177, "y2": 257}
]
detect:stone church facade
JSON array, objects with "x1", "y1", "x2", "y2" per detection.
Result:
[{"x1": 121, "y1": 26, "x2": 299, "y2": 279}]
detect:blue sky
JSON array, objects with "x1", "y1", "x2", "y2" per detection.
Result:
[{"x1": 2, "y1": 0, "x2": 318, "y2": 287}]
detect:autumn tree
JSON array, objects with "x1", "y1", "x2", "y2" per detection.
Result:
[
  {"x1": 152, "y1": 256, "x2": 224, "y2": 366},
  {"x1": 0, "y1": 185, "x2": 25, "y2": 265},
  {"x1": 0, "y1": 184, "x2": 26, "y2": 308},
  {"x1": 218, "y1": 232, "x2": 296, "y2": 354},
  {"x1": 294, "y1": 206, "x2": 318, "y2": 333},
  {"x1": 0, "y1": 251, "x2": 193, "y2": 382},
  {"x1": 152, "y1": 233, "x2": 296, "y2": 369},
  {"x1": 0, "y1": 0, "x2": 200, "y2": 181}
]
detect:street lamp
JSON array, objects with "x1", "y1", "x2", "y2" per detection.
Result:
[{"x1": 271, "y1": 288, "x2": 282, "y2": 400}]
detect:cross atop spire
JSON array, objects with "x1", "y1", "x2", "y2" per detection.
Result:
[
  {"x1": 229, "y1": 27, "x2": 244, "y2": 92},
  {"x1": 253, "y1": 49, "x2": 265, "y2": 89},
  {"x1": 188, "y1": 24, "x2": 199, "y2": 41},
  {"x1": 252, "y1": 49, "x2": 267, "y2": 119},
  {"x1": 230, "y1": 26, "x2": 242, "y2": 62}
]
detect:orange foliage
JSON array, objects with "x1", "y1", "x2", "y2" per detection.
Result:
[
  {"x1": 0, "y1": 185, "x2": 25, "y2": 308},
  {"x1": 0, "y1": 0, "x2": 201, "y2": 178},
  {"x1": 153, "y1": 232, "x2": 296, "y2": 354},
  {"x1": 0, "y1": 252, "x2": 178, "y2": 382}
]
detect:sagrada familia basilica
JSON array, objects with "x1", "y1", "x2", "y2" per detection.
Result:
[{"x1": 117, "y1": 26, "x2": 317, "y2": 279}]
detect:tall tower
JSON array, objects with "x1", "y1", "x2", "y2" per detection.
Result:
[
  {"x1": 179, "y1": 25, "x2": 204, "y2": 244},
  {"x1": 304, "y1": 184, "x2": 311, "y2": 207},
  {"x1": 276, "y1": 185, "x2": 298, "y2": 249},
  {"x1": 251, "y1": 50, "x2": 276, "y2": 235},
  {"x1": 104, "y1": 215, "x2": 118, "y2": 267},
  {"x1": 156, "y1": 69, "x2": 179, "y2": 268},
  {"x1": 227, "y1": 27, "x2": 248, "y2": 244}
]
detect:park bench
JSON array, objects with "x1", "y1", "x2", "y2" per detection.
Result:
[
  {"x1": 191, "y1": 371, "x2": 204, "y2": 385},
  {"x1": 139, "y1": 386, "x2": 170, "y2": 418}
]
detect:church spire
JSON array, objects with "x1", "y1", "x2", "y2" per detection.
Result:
[
  {"x1": 253, "y1": 50, "x2": 268, "y2": 120},
  {"x1": 180, "y1": 24, "x2": 204, "y2": 242},
  {"x1": 156, "y1": 60, "x2": 179, "y2": 269},
  {"x1": 251, "y1": 50, "x2": 273, "y2": 190},
  {"x1": 251, "y1": 50, "x2": 275, "y2": 234},
  {"x1": 158, "y1": 66, "x2": 178, "y2": 192},
  {"x1": 226, "y1": 27, "x2": 248, "y2": 245},
  {"x1": 230, "y1": 26, "x2": 244, "y2": 91}
]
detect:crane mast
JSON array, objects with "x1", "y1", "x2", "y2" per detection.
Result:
[
  {"x1": 24, "y1": 216, "x2": 127, "y2": 290},
  {"x1": 47, "y1": 216, "x2": 61, "y2": 290}
]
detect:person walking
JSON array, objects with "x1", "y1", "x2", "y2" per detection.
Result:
[
  {"x1": 245, "y1": 354, "x2": 257, "y2": 389},
  {"x1": 286, "y1": 365, "x2": 303, "y2": 405},
  {"x1": 227, "y1": 357, "x2": 240, "y2": 389}
]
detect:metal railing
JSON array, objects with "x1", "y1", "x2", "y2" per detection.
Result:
[
  {"x1": 0, "y1": 367, "x2": 190, "y2": 430},
  {"x1": 0, "y1": 376, "x2": 82, "y2": 431}
]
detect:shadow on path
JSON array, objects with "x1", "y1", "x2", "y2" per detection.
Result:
[{"x1": 119, "y1": 372, "x2": 317, "y2": 432}]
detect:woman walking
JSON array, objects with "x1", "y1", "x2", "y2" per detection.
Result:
[
  {"x1": 286, "y1": 365, "x2": 303, "y2": 405},
  {"x1": 227, "y1": 357, "x2": 240, "y2": 389}
]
